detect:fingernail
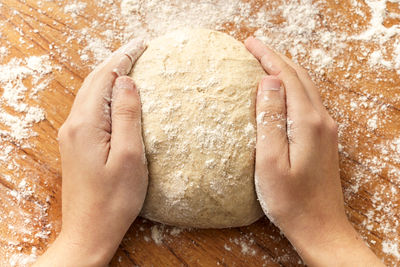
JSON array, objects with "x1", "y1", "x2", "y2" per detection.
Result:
[
  {"x1": 261, "y1": 77, "x2": 281, "y2": 91},
  {"x1": 114, "y1": 77, "x2": 136, "y2": 92}
]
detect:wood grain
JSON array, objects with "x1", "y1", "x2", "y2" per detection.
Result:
[{"x1": 0, "y1": 0, "x2": 399, "y2": 266}]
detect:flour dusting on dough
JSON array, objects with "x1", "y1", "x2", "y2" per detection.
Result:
[{"x1": 132, "y1": 29, "x2": 264, "y2": 228}]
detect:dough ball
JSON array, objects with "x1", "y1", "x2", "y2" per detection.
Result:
[{"x1": 130, "y1": 28, "x2": 265, "y2": 228}]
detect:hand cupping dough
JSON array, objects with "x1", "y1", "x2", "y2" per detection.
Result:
[{"x1": 130, "y1": 28, "x2": 266, "y2": 228}]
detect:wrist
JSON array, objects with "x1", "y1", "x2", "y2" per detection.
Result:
[
  {"x1": 290, "y1": 219, "x2": 355, "y2": 264},
  {"x1": 283, "y1": 218, "x2": 384, "y2": 266},
  {"x1": 34, "y1": 231, "x2": 114, "y2": 267},
  {"x1": 57, "y1": 230, "x2": 115, "y2": 266}
]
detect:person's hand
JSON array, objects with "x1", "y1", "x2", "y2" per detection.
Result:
[
  {"x1": 245, "y1": 37, "x2": 384, "y2": 266},
  {"x1": 34, "y1": 40, "x2": 148, "y2": 266}
]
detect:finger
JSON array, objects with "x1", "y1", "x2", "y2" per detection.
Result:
[
  {"x1": 79, "y1": 39, "x2": 145, "y2": 101},
  {"x1": 97, "y1": 39, "x2": 146, "y2": 78},
  {"x1": 84, "y1": 39, "x2": 145, "y2": 99},
  {"x1": 107, "y1": 76, "x2": 145, "y2": 166},
  {"x1": 276, "y1": 52, "x2": 327, "y2": 114},
  {"x1": 255, "y1": 76, "x2": 289, "y2": 173},
  {"x1": 69, "y1": 40, "x2": 146, "y2": 129},
  {"x1": 244, "y1": 37, "x2": 313, "y2": 117}
]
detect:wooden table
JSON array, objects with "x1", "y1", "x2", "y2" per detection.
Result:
[{"x1": 0, "y1": 0, "x2": 399, "y2": 266}]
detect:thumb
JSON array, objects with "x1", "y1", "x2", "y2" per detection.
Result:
[
  {"x1": 108, "y1": 76, "x2": 144, "y2": 164},
  {"x1": 255, "y1": 76, "x2": 289, "y2": 175}
]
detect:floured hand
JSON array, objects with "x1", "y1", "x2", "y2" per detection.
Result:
[
  {"x1": 245, "y1": 37, "x2": 384, "y2": 267},
  {"x1": 34, "y1": 40, "x2": 148, "y2": 267}
]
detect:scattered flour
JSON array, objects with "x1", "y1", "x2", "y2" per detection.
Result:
[
  {"x1": 150, "y1": 225, "x2": 164, "y2": 245},
  {"x1": 0, "y1": 46, "x2": 8, "y2": 60},
  {"x1": 353, "y1": 0, "x2": 400, "y2": 44},
  {"x1": 169, "y1": 227, "x2": 183, "y2": 236},
  {"x1": 367, "y1": 114, "x2": 379, "y2": 131},
  {"x1": 382, "y1": 240, "x2": 400, "y2": 260},
  {"x1": 8, "y1": 253, "x2": 37, "y2": 267},
  {"x1": 230, "y1": 236, "x2": 257, "y2": 256},
  {"x1": 0, "y1": 55, "x2": 52, "y2": 142},
  {"x1": 224, "y1": 244, "x2": 232, "y2": 251},
  {"x1": 64, "y1": 1, "x2": 87, "y2": 19},
  {"x1": 148, "y1": 225, "x2": 184, "y2": 245}
]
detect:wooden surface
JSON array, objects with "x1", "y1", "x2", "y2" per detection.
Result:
[{"x1": 0, "y1": 0, "x2": 399, "y2": 266}]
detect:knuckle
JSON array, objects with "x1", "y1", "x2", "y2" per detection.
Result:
[
  {"x1": 118, "y1": 146, "x2": 143, "y2": 162},
  {"x1": 57, "y1": 124, "x2": 66, "y2": 143},
  {"x1": 280, "y1": 63, "x2": 298, "y2": 77},
  {"x1": 260, "y1": 103, "x2": 284, "y2": 115},
  {"x1": 297, "y1": 66, "x2": 311, "y2": 78},
  {"x1": 113, "y1": 103, "x2": 141, "y2": 121},
  {"x1": 327, "y1": 118, "x2": 339, "y2": 136},
  {"x1": 258, "y1": 157, "x2": 289, "y2": 176},
  {"x1": 82, "y1": 71, "x2": 96, "y2": 85},
  {"x1": 257, "y1": 154, "x2": 277, "y2": 167},
  {"x1": 311, "y1": 115, "x2": 324, "y2": 129},
  {"x1": 306, "y1": 113, "x2": 339, "y2": 137},
  {"x1": 305, "y1": 113, "x2": 324, "y2": 133},
  {"x1": 257, "y1": 108, "x2": 286, "y2": 128},
  {"x1": 290, "y1": 167, "x2": 305, "y2": 179},
  {"x1": 58, "y1": 120, "x2": 87, "y2": 142}
]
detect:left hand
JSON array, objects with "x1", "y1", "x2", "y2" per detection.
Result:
[
  {"x1": 245, "y1": 37, "x2": 384, "y2": 267},
  {"x1": 34, "y1": 40, "x2": 148, "y2": 266}
]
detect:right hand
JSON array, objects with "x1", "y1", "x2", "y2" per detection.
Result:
[{"x1": 245, "y1": 37, "x2": 384, "y2": 266}]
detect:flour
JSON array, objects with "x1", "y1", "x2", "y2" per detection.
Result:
[
  {"x1": 353, "y1": 0, "x2": 400, "y2": 44},
  {"x1": 367, "y1": 115, "x2": 379, "y2": 131},
  {"x1": 9, "y1": 253, "x2": 37, "y2": 267},
  {"x1": 80, "y1": 35, "x2": 113, "y2": 65},
  {"x1": 229, "y1": 236, "x2": 257, "y2": 256},
  {"x1": 368, "y1": 50, "x2": 393, "y2": 69},
  {"x1": 150, "y1": 225, "x2": 164, "y2": 245},
  {"x1": 394, "y1": 40, "x2": 400, "y2": 74},
  {"x1": 382, "y1": 240, "x2": 400, "y2": 260},
  {"x1": 0, "y1": 55, "x2": 52, "y2": 143},
  {"x1": 254, "y1": 175, "x2": 274, "y2": 224},
  {"x1": 64, "y1": 1, "x2": 87, "y2": 19},
  {"x1": 224, "y1": 244, "x2": 232, "y2": 251},
  {"x1": 0, "y1": 30, "x2": 55, "y2": 267},
  {"x1": 0, "y1": 46, "x2": 8, "y2": 60}
]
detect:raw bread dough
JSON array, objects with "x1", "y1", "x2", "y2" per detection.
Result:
[{"x1": 130, "y1": 28, "x2": 265, "y2": 228}]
